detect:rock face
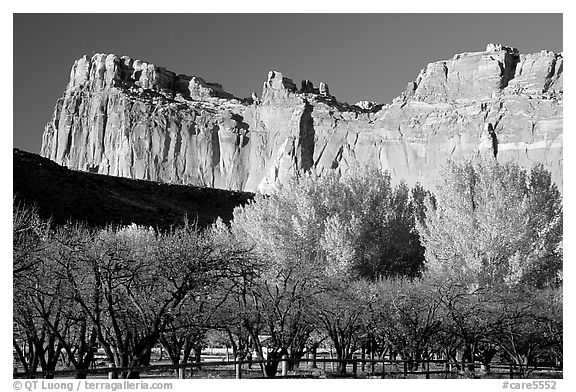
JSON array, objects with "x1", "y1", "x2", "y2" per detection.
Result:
[{"x1": 41, "y1": 44, "x2": 563, "y2": 192}]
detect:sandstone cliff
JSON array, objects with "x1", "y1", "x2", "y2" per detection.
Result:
[{"x1": 41, "y1": 44, "x2": 563, "y2": 192}]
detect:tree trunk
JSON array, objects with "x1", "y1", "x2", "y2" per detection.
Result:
[
  {"x1": 74, "y1": 364, "x2": 91, "y2": 379},
  {"x1": 335, "y1": 347, "x2": 347, "y2": 375},
  {"x1": 370, "y1": 342, "x2": 375, "y2": 375},
  {"x1": 74, "y1": 340, "x2": 98, "y2": 379},
  {"x1": 36, "y1": 339, "x2": 62, "y2": 379},
  {"x1": 159, "y1": 335, "x2": 182, "y2": 377},
  {"x1": 480, "y1": 351, "x2": 496, "y2": 373},
  {"x1": 126, "y1": 337, "x2": 157, "y2": 379},
  {"x1": 193, "y1": 345, "x2": 202, "y2": 370},
  {"x1": 462, "y1": 345, "x2": 475, "y2": 372},
  {"x1": 13, "y1": 339, "x2": 30, "y2": 375},
  {"x1": 73, "y1": 346, "x2": 96, "y2": 380},
  {"x1": 264, "y1": 351, "x2": 282, "y2": 377},
  {"x1": 311, "y1": 345, "x2": 318, "y2": 369},
  {"x1": 289, "y1": 350, "x2": 304, "y2": 371}
]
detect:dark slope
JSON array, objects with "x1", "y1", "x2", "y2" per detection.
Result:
[{"x1": 13, "y1": 149, "x2": 254, "y2": 230}]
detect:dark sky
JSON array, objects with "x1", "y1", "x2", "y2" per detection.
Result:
[{"x1": 13, "y1": 13, "x2": 562, "y2": 153}]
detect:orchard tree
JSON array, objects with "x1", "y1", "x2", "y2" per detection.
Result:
[
  {"x1": 431, "y1": 276, "x2": 517, "y2": 372},
  {"x1": 13, "y1": 211, "x2": 95, "y2": 378},
  {"x1": 13, "y1": 199, "x2": 50, "y2": 277},
  {"x1": 496, "y1": 285, "x2": 563, "y2": 373},
  {"x1": 363, "y1": 278, "x2": 443, "y2": 371},
  {"x1": 52, "y1": 221, "x2": 241, "y2": 378},
  {"x1": 13, "y1": 252, "x2": 67, "y2": 378},
  {"x1": 313, "y1": 279, "x2": 368, "y2": 375},
  {"x1": 13, "y1": 215, "x2": 116, "y2": 379},
  {"x1": 159, "y1": 219, "x2": 255, "y2": 373},
  {"x1": 13, "y1": 211, "x2": 252, "y2": 379}
]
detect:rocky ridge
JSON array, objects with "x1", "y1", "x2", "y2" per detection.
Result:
[
  {"x1": 14, "y1": 148, "x2": 253, "y2": 229},
  {"x1": 41, "y1": 44, "x2": 563, "y2": 192}
]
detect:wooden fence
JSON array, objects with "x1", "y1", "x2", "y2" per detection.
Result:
[{"x1": 13, "y1": 356, "x2": 562, "y2": 380}]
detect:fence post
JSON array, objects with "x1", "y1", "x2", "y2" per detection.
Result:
[
  {"x1": 352, "y1": 356, "x2": 358, "y2": 376},
  {"x1": 235, "y1": 355, "x2": 242, "y2": 379},
  {"x1": 322, "y1": 357, "x2": 326, "y2": 372},
  {"x1": 509, "y1": 364, "x2": 514, "y2": 379},
  {"x1": 107, "y1": 363, "x2": 116, "y2": 379},
  {"x1": 381, "y1": 360, "x2": 386, "y2": 379},
  {"x1": 178, "y1": 359, "x2": 185, "y2": 379},
  {"x1": 403, "y1": 360, "x2": 408, "y2": 378},
  {"x1": 282, "y1": 354, "x2": 288, "y2": 376},
  {"x1": 425, "y1": 360, "x2": 430, "y2": 379}
]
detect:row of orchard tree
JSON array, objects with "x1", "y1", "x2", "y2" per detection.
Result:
[{"x1": 13, "y1": 158, "x2": 562, "y2": 378}]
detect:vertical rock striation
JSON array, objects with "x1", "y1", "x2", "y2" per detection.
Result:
[{"x1": 41, "y1": 44, "x2": 563, "y2": 192}]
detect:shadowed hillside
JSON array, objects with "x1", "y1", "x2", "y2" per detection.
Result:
[{"x1": 13, "y1": 148, "x2": 254, "y2": 230}]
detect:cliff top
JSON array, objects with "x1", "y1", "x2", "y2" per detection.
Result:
[{"x1": 65, "y1": 43, "x2": 562, "y2": 114}]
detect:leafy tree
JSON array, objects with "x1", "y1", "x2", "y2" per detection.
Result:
[
  {"x1": 417, "y1": 159, "x2": 562, "y2": 288},
  {"x1": 229, "y1": 167, "x2": 426, "y2": 376},
  {"x1": 316, "y1": 169, "x2": 425, "y2": 279}
]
